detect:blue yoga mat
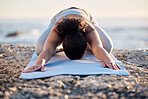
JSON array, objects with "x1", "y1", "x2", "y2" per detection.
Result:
[{"x1": 20, "y1": 51, "x2": 129, "y2": 79}]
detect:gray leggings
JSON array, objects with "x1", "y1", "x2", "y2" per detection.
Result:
[{"x1": 35, "y1": 9, "x2": 113, "y2": 55}]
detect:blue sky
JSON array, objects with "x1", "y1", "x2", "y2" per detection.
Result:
[{"x1": 0, "y1": 0, "x2": 148, "y2": 19}]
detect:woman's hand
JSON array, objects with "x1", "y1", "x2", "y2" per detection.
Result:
[
  {"x1": 23, "y1": 65, "x2": 46, "y2": 73},
  {"x1": 102, "y1": 60, "x2": 121, "y2": 70},
  {"x1": 23, "y1": 59, "x2": 46, "y2": 73}
]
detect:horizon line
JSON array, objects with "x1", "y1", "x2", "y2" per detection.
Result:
[{"x1": 0, "y1": 16, "x2": 148, "y2": 20}]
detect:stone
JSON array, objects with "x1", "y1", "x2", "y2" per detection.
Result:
[
  {"x1": 6, "y1": 31, "x2": 22, "y2": 37},
  {"x1": 57, "y1": 80, "x2": 66, "y2": 88},
  {"x1": 9, "y1": 87, "x2": 17, "y2": 92},
  {"x1": 50, "y1": 82, "x2": 61, "y2": 88},
  {"x1": 97, "y1": 92, "x2": 106, "y2": 98},
  {"x1": 64, "y1": 95, "x2": 69, "y2": 99},
  {"x1": 0, "y1": 91, "x2": 3, "y2": 95},
  {"x1": 5, "y1": 91, "x2": 10, "y2": 96},
  {"x1": 0, "y1": 59, "x2": 6, "y2": 63}
]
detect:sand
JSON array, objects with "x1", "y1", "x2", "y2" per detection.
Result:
[{"x1": 0, "y1": 44, "x2": 147, "y2": 99}]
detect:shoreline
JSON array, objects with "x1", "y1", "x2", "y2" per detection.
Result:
[{"x1": 0, "y1": 44, "x2": 147, "y2": 98}]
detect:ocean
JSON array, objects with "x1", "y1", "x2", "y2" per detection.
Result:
[{"x1": 0, "y1": 18, "x2": 148, "y2": 49}]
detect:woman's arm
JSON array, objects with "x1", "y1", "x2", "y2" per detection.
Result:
[
  {"x1": 93, "y1": 24, "x2": 113, "y2": 53},
  {"x1": 89, "y1": 14, "x2": 113, "y2": 53},
  {"x1": 23, "y1": 26, "x2": 62, "y2": 73},
  {"x1": 85, "y1": 28, "x2": 108, "y2": 61},
  {"x1": 85, "y1": 26, "x2": 121, "y2": 70},
  {"x1": 35, "y1": 28, "x2": 62, "y2": 65}
]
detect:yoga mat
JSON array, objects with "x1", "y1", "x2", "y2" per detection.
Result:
[{"x1": 20, "y1": 51, "x2": 129, "y2": 79}]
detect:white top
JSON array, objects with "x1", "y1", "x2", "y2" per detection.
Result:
[{"x1": 55, "y1": 9, "x2": 89, "y2": 23}]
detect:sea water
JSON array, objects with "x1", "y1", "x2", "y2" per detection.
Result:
[{"x1": 0, "y1": 18, "x2": 148, "y2": 49}]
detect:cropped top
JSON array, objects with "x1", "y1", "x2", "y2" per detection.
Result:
[{"x1": 55, "y1": 9, "x2": 89, "y2": 23}]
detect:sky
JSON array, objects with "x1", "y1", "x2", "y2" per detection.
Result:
[{"x1": 0, "y1": 0, "x2": 148, "y2": 19}]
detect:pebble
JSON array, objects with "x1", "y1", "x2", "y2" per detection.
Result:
[
  {"x1": 96, "y1": 92, "x2": 106, "y2": 98},
  {"x1": 9, "y1": 87, "x2": 17, "y2": 92},
  {"x1": 64, "y1": 95, "x2": 69, "y2": 99},
  {"x1": 50, "y1": 82, "x2": 61, "y2": 88},
  {"x1": 0, "y1": 91, "x2": 3, "y2": 95},
  {"x1": 5, "y1": 91, "x2": 10, "y2": 96},
  {"x1": 0, "y1": 59, "x2": 6, "y2": 63},
  {"x1": 57, "y1": 80, "x2": 66, "y2": 88}
]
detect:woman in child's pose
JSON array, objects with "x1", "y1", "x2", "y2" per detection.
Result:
[{"x1": 23, "y1": 7, "x2": 121, "y2": 73}]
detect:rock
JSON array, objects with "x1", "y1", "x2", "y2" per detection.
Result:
[
  {"x1": 0, "y1": 53, "x2": 6, "y2": 58},
  {"x1": 0, "y1": 59, "x2": 5, "y2": 63},
  {"x1": 0, "y1": 91, "x2": 3, "y2": 95},
  {"x1": 64, "y1": 95, "x2": 69, "y2": 99},
  {"x1": 128, "y1": 93, "x2": 135, "y2": 97},
  {"x1": 57, "y1": 80, "x2": 66, "y2": 88},
  {"x1": 6, "y1": 31, "x2": 22, "y2": 37},
  {"x1": 74, "y1": 76, "x2": 80, "y2": 80},
  {"x1": 5, "y1": 91, "x2": 10, "y2": 96},
  {"x1": 96, "y1": 92, "x2": 106, "y2": 98},
  {"x1": 144, "y1": 55, "x2": 148, "y2": 61},
  {"x1": 9, "y1": 87, "x2": 17, "y2": 92},
  {"x1": 107, "y1": 92, "x2": 118, "y2": 98},
  {"x1": 50, "y1": 82, "x2": 61, "y2": 88},
  {"x1": 120, "y1": 96, "x2": 126, "y2": 99}
]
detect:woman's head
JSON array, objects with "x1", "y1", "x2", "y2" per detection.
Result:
[
  {"x1": 57, "y1": 18, "x2": 88, "y2": 60},
  {"x1": 63, "y1": 32, "x2": 87, "y2": 59}
]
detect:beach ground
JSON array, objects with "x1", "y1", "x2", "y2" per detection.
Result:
[{"x1": 0, "y1": 44, "x2": 147, "y2": 99}]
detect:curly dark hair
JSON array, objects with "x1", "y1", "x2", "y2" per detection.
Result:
[
  {"x1": 57, "y1": 18, "x2": 87, "y2": 38},
  {"x1": 57, "y1": 18, "x2": 88, "y2": 60}
]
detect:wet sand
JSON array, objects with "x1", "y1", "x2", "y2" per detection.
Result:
[{"x1": 0, "y1": 44, "x2": 147, "y2": 99}]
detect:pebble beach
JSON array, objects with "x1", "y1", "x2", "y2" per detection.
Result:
[{"x1": 0, "y1": 44, "x2": 147, "y2": 99}]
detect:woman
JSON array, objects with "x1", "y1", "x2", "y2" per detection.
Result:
[{"x1": 23, "y1": 7, "x2": 121, "y2": 73}]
